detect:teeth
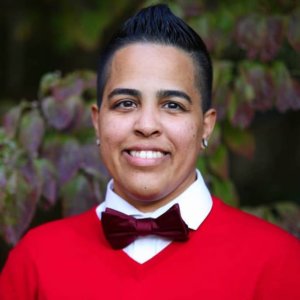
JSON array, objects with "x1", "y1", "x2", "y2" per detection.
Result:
[{"x1": 129, "y1": 150, "x2": 165, "y2": 159}]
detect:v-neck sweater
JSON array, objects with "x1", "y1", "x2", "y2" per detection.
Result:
[{"x1": 1, "y1": 197, "x2": 300, "y2": 300}]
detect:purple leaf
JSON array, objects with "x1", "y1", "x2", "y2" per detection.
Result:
[
  {"x1": 67, "y1": 100, "x2": 87, "y2": 131},
  {"x1": 0, "y1": 168, "x2": 6, "y2": 188},
  {"x1": 41, "y1": 96, "x2": 80, "y2": 130},
  {"x1": 80, "y1": 144, "x2": 108, "y2": 179},
  {"x1": 241, "y1": 64, "x2": 274, "y2": 111},
  {"x1": 235, "y1": 15, "x2": 265, "y2": 59},
  {"x1": 213, "y1": 87, "x2": 232, "y2": 121},
  {"x1": 232, "y1": 101, "x2": 255, "y2": 129},
  {"x1": 81, "y1": 71, "x2": 97, "y2": 90},
  {"x1": 19, "y1": 110, "x2": 45, "y2": 158},
  {"x1": 3, "y1": 106, "x2": 22, "y2": 138},
  {"x1": 90, "y1": 177, "x2": 104, "y2": 204},
  {"x1": 276, "y1": 78, "x2": 300, "y2": 112},
  {"x1": 35, "y1": 159, "x2": 58, "y2": 207},
  {"x1": 259, "y1": 16, "x2": 284, "y2": 61},
  {"x1": 57, "y1": 140, "x2": 81, "y2": 185},
  {"x1": 52, "y1": 78, "x2": 84, "y2": 101},
  {"x1": 74, "y1": 104, "x2": 93, "y2": 130},
  {"x1": 41, "y1": 138, "x2": 64, "y2": 169},
  {"x1": 230, "y1": 75, "x2": 255, "y2": 128},
  {"x1": 235, "y1": 15, "x2": 284, "y2": 61},
  {"x1": 272, "y1": 63, "x2": 300, "y2": 112},
  {"x1": 20, "y1": 159, "x2": 43, "y2": 196}
]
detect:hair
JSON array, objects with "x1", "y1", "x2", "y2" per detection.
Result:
[{"x1": 97, "y1": 4, "x2": 212, "y2": 112}]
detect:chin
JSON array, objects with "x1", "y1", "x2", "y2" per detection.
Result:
[
  {"x1": 129, "y1": 188, "x2": 165, "y2": 202},
  {"x1": 126, "y1": 192, "x2": 170, "y2": 212}
]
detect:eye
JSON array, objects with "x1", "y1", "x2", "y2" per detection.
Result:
[
  {"x1": 113, "y1": 100, "x2": 137, "y2": 110},
  {"x1": 162, "y1": 101, "x2": 186, "y2": 111}
]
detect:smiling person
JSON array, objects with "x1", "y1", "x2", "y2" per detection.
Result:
[{"x1": 1, "y1": 4, "x2": 300, "y2": 300}]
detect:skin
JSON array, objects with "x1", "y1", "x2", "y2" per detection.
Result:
[{"x1": 92, "y1": 43, "x2": 216, "y2": 212}]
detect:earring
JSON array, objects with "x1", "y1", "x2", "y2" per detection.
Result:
[
  {"x1": 96, "y1": 139, "x2": 100, "y2": 146},
  {"x1": 202, "y1": 138, "x2": 208, "y2": 149}
]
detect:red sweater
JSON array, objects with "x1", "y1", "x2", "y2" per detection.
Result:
[{"x1": 0, "y1": 197, "x2": 299, "y2": 300}]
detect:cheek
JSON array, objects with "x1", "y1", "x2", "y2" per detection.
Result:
[
  {"x1": 99, "y1": 115, "x2": 121, "y2": 140},
  {"x1": 169, "y1": 121, "x2": 201, "y2": 150},
  {"x1": 99, "y1": 115, "x2": 134, "y2": 151}
]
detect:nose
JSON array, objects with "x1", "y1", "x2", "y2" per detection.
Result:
[{"x1": 133, "y1": 105, "x2": 161, "y2": 137}]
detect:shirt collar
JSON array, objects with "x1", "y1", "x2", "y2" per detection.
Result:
[{"x1": 96, "y1": 169, "x2": 212, "y2": 230}]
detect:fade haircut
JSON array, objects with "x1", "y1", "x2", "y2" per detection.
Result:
[{"x1": 97, "y1": 4, "x2": 212, "y2": 112}]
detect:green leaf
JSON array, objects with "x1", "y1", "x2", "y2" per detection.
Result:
[
  {"x1": 211, "y1": 176, "x2": 239, "y2": 207},
  {"x1": 205, "y1": 123, "x2": 222, "y2": 155},
  {"x1": 207, "y1": 145, "x2": 229, "y2": 180},
  {"x1": 223, "y1": 122, "x2": 255, "y2": 159},
  {"x1": 213, "y1": 60, "x2": 234, "y2": 90},
  {"x1": 39, "y1": 72, "x2": 62, "y2": 98},
  {"x1": 239, "y1": 62, "x2": 274, "y2": 111},
  {"x1": 0, "y1": 128, "x2": 19, "y2": 167},
  {"x1": 196, "y1": 156, "x2": 208, "y2": 175},
  {"x1": 1, "y1": 169, "x2": 39, "y2": 245},
  {"x1": 228, "y1": 90, "x2": 255, "y2": 129},
  {"x1": 75, "y1": 11, "x2": 110, "y2": 50},
  {"x1": 60, "y1": 174, "x2": 98, "y2": 217}
]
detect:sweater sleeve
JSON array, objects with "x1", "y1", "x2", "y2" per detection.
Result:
[{"x1": 0, "y1": 238, "x2": 38, "y2": 300}]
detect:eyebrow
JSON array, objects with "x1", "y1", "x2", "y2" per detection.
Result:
[
  {"x1": 107, "y1": 88, "x2": 141, "y2": 99},
  {"x1": 107, "y1": 88, "x2": 192, "y2": 103},
  {"x1": 157, "y1": 89, "x2": 191, "y2": 103}
]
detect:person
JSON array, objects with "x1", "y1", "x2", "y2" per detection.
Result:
[{"x1": 0, "y1": 4, "x2": 299, "y2": 300}]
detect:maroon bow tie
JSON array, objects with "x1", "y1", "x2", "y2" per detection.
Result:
[{"x1": 101, "y1": 204, "x2": 189, "y2": 249}]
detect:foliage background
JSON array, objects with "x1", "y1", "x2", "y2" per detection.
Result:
[{"x1": 1, "y1": 0, "x2": 300, "y2": 269}]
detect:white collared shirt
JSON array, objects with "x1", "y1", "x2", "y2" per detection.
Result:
[{"x1": 96, "y1": 169, "x2": 212, "y2": 264}]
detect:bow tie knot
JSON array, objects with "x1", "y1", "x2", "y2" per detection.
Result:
[
  {"x1": 135, "y1": 218, "x2": 157, "y2": 235},
  {"x1": 101, "y1": 204, "x2": 189, "y2": 249}
]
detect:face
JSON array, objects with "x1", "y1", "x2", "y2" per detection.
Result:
[{"x1": 92, "y1": 43, "x2": 216, "y2": 212}]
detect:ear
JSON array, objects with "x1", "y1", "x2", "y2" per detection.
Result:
[
  {"x1": 91, "y1": 104, "x2": 100, "y2": 138},
  {"x1": 202, "y1": 108, "x2": 217, "y2": 142}
]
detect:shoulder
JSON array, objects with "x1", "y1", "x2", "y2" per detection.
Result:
[
  {"x1": 16, "y1": 208, "x2": 102, "y2": 254},
  {"x1": 209, "y1": 196, "x2": 300, "y2": 252}
]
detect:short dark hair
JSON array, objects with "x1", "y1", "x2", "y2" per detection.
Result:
[{"x1": 97, "y1": 4, "x2": 212, "y2": 112}]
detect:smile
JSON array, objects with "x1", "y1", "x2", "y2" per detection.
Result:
[{"x1": 129, "y1": 150, "x2": 166, "y2": 159}]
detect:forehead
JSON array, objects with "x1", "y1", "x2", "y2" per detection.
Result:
[{"x1": 104, "y1": 43, "x2": 199, "y2": 95}]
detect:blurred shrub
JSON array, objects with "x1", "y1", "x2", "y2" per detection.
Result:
[
  {"x1": 175, "y1": 0, "x2": 300, "y2": 206},
  {"x1": 0, "y1": 71, "x2": 108, "y2": 245}
]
